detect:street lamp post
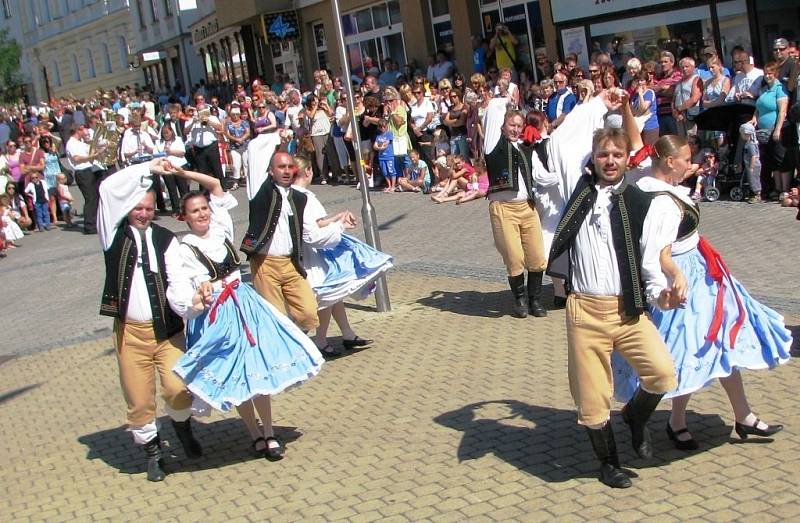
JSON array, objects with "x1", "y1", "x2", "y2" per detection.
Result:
[{"x1": 330, "y1": 0, "x2": 391, "y2": 312}]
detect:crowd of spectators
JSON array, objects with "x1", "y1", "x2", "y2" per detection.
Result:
[{"x1": 1, "y1": 27, "x2": 799, "y2": 257}]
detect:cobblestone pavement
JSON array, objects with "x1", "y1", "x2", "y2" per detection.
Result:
[
  {"x1": 2, "y1": 184, "x2": 798, "y2": 357},
  {"x1": 1, "y1": 183, "x2": 799, "y2": 521}
]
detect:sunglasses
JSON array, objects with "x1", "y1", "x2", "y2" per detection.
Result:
[
  {"x1": 413, "y1": 91, "x2": 423, "y2": 94},
  {"x1": 775, "y1": 47, "x2": 787, "y2": 51}
]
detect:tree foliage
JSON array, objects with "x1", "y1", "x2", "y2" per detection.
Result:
[{"x1": 0, "y1": 28, "x2": 22, "y2": 102}]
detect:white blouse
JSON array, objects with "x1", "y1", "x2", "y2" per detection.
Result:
[{"x1": 178, "y1": 192, "x2": 239, "y2": 296}]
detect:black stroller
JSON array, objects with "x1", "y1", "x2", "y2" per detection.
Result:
[{"x1": 693, "y1": 103, "x2": 757, "y2": 202}]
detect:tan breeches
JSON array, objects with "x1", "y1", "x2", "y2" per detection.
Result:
[
  {"x1": 250, "y1": 254, "x2": 319, "y2": 331},
  {"x1": 566, "y1": 293, "x2": 677, "y2": 426},
  {"x1": 489, "y1": 200, "x2": 547, "y2": 276},
  {"x1": 114, "y1": 320, "x2": 192, "y2": 428}
]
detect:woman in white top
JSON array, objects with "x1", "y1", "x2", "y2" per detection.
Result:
[
  {"x1": 292, "y1": 157, "x2": 393, "y2": 356},
  {"x1": 409, "y1": 87, "x2": 437, "y2": 162},
  {"x1": 613, "y1": 123, "x2": 791, "y2": 450},
  {"x1": 303, "y1": 94, "x2": 334, "y2": 184},
  {"x1": 167, "y1": 165, "x2": 324, "y2": 461},
  {"x1": 155, "y1": 125, "x2": 188, "y2": 216}
]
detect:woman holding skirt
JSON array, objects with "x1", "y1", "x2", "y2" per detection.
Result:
[
  {"x1": 613, "y1": 133, "x2": 792, "y2": 450},
  {"x1": 166, "y1": 163, "x2": 324, "y2": 460},
  {"x1": 292, "y1": 156, "x2": 393, "y2": 357}
]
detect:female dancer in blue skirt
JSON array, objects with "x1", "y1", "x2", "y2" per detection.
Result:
[
  {"x1": 613, "y1": 128, "x2": 792, "y2": 450},
  {"x1": 165, "y1": 163, "x2": 324, "y2": 460},
  {"x1": 292, "y1": 156, "x2": 393, "y2": 357}
]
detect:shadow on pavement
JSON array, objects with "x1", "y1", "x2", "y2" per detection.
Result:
[
  {"x1": 434, "y1": 400, "x2": 729, "y2": 483},
  {"x1": 416, "y1": 289, "x2": 512, "y2": 318},
  {"x1": 78, "y1": 417, "x2": 303, "y2": 476},
  {"x1": 0, "y1": 384, "x2": 40, "y2": 405}
]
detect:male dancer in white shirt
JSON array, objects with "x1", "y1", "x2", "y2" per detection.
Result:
[
  {"x1": 547, "y1": 117, "x2": 682, "y2": 488},
  {"x1": 241, "y1": 152, "x2": 355, "y2": 331},
  {"x1": 98, "y1": 160, "x2": 207, "y2": 482}
]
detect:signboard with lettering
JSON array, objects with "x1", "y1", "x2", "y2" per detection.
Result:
[
  {"x1": 551, "y1": 0, "x2": 673, "y2": 24},
  {"x1": 264, "y1": 11, "x2": 299, "y2": 43}
]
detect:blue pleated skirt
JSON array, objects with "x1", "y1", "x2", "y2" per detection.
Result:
[
  {"x1": 613, "y1": 246, "x2": 792, "y2": 402},
  {"x1": 173, "y1": 282, "x2": 324, "y2": 412},
  {"x1": 313, "y1": 234, "x2": 393, "y2": 309}
]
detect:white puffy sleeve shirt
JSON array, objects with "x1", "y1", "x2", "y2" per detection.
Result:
[{"x1": 569, "y1": 176, "x2": 681, "y2": 308}]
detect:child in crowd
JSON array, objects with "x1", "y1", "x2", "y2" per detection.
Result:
[
  {"x1": 456, "y1": 158, "x2": 489, "y2": 204},
  {"x1": 24, "y1": 171, "x2": 52, "y2": 231},
  {"x1": 432, "y1": 154, "x2": 473, "y2": 203},
  {"x1": 374, "y1": 119, "x2": 396, "y2": 192},
  {"x1": 398, "y1": 149, "x2": 429, "y2": 193},
  {"x1": 0, "y1": 195, "x2": 24, "y2": 248},
  {"x1": 739, "y1": 122, "x2": 762, "y2": 203},
  {"x1": 56, "y1": 173, "x2": 75, "y2": 228},
  {"x1": 693, "y1": 149, "x2": 719, "y2": 201}
]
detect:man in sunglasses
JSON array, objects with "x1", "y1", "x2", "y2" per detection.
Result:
[{"x1": 773, "y1": 38, "x2": 798, "y2": 103}]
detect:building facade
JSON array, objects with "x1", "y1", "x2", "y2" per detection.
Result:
[
  {"x1": 208, "y1": 0, "x2": 797, "y2": 90},
  {"x1": 129, "y1": 0, "x2": 209, "y2": 96},
  {"x1": 20, "y1": 0, "x2": 145, "y2": 101}
]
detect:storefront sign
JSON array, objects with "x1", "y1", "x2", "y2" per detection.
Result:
[
  {"x1": 264, "y1": 11, "x2": 299, "y2": 43},
  {"x1": 142, "y1": 51, "x2": 164, "y2": 62},
  {"x1": 551, "y1": 0, "x2": 672, "y2": 24},
  {"x1": 560, "y1": 26, "x2": 590, "y2": 68}
]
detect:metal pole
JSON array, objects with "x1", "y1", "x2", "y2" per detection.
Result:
[{"x1": 330, "y1": 0, "x2": 391, "y2": 312}]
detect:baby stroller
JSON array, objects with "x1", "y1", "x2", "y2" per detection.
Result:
[{"x1": 693, "y1": 103, "x2": 757, "y2": 202}]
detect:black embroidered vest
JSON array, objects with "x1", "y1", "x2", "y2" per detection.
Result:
[
  {"x1": 240, "y1": 177, "x2": 308, "y2": 277},
  {"x1": 184, "y1": 238, "x2": 241, "y2": 282},
  {"x1": 485, "y1": 136, "x2": 534, "y2": 198},
  {"x1": 547, "y1": 173, "x2": 654, "y2": 317},
  {"x1": 659, "y1": 192, "x2": 700, "y2": 241},
  {"x1": 100, "y1": 222, "x2": 184, "y2": 341}
]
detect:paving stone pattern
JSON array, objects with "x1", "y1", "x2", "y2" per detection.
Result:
[{"x1": 1, "y1": 184, "x2": 798, "y2": 521}]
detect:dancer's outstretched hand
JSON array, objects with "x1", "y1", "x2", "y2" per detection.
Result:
[
  {"x1": 657, "y1": 287, "x2": 684, "y2": 310},
  {"x1": 192, "y1": 281, "x2": 214, "y2": 311}
]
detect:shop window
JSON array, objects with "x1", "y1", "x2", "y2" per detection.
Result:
[
  {"x1": 313, "y1": 22, "x2": 328, "y2": 71},
  {"x1": 480, "y1": 1, "x2": 546, "y2": 80},
  {"x1": 753, "y1": 0, "x2": 800, "y2": 66},
  {"x1": 372, "y1": 5, "x2": 389, "y2": 29},
  {"x1": 717, "y1": 0, "x2": 751, "y2": 68},
  {"x1": 429, "y1": 0, "x2": 448, "y2": 18},
  {"x1": 355, "y1": 9, "x2": 372, "y2": 32},
  {"x1": 388, "y1": 0, "x2": 400, "y2": 24},
  {"x1": 429, "y1": 0, "x2": 453, "y2": 55},
  {"x1": 342, "y1": 1, "x2": 406, "y2": 78},
  {"x1": 590, "y1": 5, "x2": 712, "y2": 65}
]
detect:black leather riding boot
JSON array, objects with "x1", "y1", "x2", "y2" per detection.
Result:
[
  {"x1": 143, "y1": 436, "x2": 166, "y2": 482},
  {"x1": 621, "y1": 388, "x2": 664, "y2": 459},
  {"x1": 171, "y1": 418, "x2": 203, "y2": 459},
  {"x1": 526, "y1": 271, "x2": 547, "y2": 317},
  {"x1": 507, "y1": 274, "x2": 528, "y2": 318},
  {"x1": 585, "y1": 423, "x2": 632, "y2": 488}
]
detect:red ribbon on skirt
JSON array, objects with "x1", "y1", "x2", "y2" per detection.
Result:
[
  {"x1": 207, "y1": 279, "x2": 256, "y2": 347},
  {"x1": 696, "y1": 236, "x2": 746, "y2": 348}
]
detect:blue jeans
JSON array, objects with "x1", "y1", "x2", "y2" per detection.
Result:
[
  {"x1": 34, "y1": 201, "x2": 50, "y2": 230},
  {"x1": 449, "y1": 134, "x2": 469, "y2": 159}
]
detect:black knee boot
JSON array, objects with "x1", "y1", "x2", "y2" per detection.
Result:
[
  {"x1": 526, "y1": 271, "x2": 547, "y2": 317},
  {"x1": 585, "y1": 423, "x2": 632, "y2": 488},
  {"x1": 143, "y1": 436, "x2": 166, "y2": 482},
  {"x1": 621, "y1": 388, "x2": 664, "y2": 459},
  {"x1": 507, "y1": 274, "x2": 528, "y2": 318},
  {"x1": 171, "y1": 418, "x2": 203, "y2": 458}
]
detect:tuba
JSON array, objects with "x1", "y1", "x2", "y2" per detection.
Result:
[{"x1": 89, "y1": 122, "x2": 122, "y2": 168}]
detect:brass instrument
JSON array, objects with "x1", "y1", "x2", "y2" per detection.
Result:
[{"x1": 89, "y1": 122, "x2": 122, "y2": 168}]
